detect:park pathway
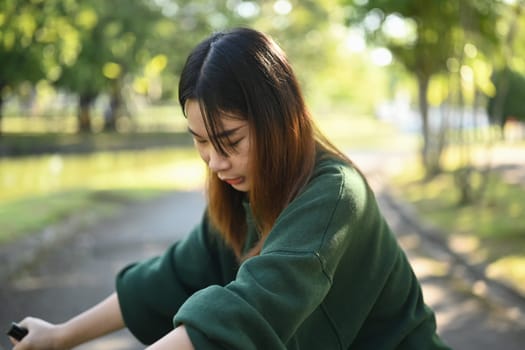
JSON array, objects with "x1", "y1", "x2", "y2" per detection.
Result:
[{"x1": 1, "y1": 152, "x2": 525, "y2": 349}]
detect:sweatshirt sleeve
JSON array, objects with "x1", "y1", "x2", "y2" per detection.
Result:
[
  {"x1": 174, "y1": 162, "x2": 369, "y2": 349},
  {"x1": 115, "y1": 211, "x2": 237, "y2": 345}
]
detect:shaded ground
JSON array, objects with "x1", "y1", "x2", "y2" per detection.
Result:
[
  {"x1": 1, "y1": 191, "x2": 204, "y2": 350},
  {"x1": 1, "y1": 153, "x2": 525, "y2": 349},
  {"x1": 376, "y1": 184, "x2": 525, "y2": 349}
]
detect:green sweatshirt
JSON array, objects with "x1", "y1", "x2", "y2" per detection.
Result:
[{"x1": 116, "y1": 155, "x2": 451, "y2": 349}]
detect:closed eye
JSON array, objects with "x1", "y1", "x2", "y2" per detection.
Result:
[
  {"x1": 229, "y1": 138, "x2": 243, "y2": 147},
  {"x1": 193, "y1": 138, "x2": 208, "y2": 144}
]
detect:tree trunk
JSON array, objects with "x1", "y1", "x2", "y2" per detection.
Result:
[
  {"x1": 417, "y1": 73, "x2": 441, "y2": 177},
  {"x1": 0, "y1": 82, "x2": 5, "y2": 137},
  {"x1": 103, "y1": 82, "x2": 122, "y2": 132},
  {"x1": 0, "y1": 94, "x2": 4, "y2": 137},
  {"x1": 78, "y1": 94, "x2": 95, "y2": 133},
  {"x1": 491, "y1": 4, "x2": 522, "y2": 138}
]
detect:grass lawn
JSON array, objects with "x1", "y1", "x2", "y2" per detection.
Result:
[
  {"x1": 0, "y1": 188, "x2": 165, "y2": 243},
  {"x1": 390, "y1": 149, "x2": 525, "y2": 296},
  {"x1": 0, "y1": 147, "x2": 205, "y2": 243}
]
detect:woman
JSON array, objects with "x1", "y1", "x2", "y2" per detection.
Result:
[{"x1": 10, "y1": 28, "x2": 450, "y2": 349}]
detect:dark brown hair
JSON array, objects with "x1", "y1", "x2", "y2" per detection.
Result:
[{"x1": 179, "y1": 28, "x2": 347, "y2": 258}]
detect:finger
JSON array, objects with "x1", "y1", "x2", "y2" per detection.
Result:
[
  {"x1": 8, "y1": 335, "x2": 19, "y2": 346},
  {"x1": 17, "y1": 317, "x2": 31, "y2": 328}
]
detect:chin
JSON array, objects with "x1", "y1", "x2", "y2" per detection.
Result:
[{"x1": 233, "y1": 183, "x2": 250, "y2": 192}]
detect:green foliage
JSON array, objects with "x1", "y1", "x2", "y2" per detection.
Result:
[
  {"x1": 344, "y1": 0, "x2": 500, "y2": 85},
  {"x1": 0, "y1": 0, "x2": 76, "y2": 90},
  {"x1": 1, "y1": 0, "x2": 390, "y2": 119},
  {"x1": 56, "y1": 0, "x2": 164, "y2": 96},
  {"x1": 488, "y1": 68, "x2": 525, "y2": 126},
  {"x1": 342, "y1": 0, "x2": 504, "y2": 177}
]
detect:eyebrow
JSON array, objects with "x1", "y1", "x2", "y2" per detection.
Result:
[{"x1": 187, "y1": 125, "x2": 244, "y2": 140}]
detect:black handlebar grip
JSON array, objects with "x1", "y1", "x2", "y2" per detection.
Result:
[{"x1": 7, "y1": 322, "x2": 28, "y2": 341}]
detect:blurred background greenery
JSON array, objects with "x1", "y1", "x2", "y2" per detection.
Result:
[{"x1": 1, "y1": 0, "x2": 524, "y2": 293}]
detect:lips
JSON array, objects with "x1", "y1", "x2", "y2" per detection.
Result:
[{"x1": 222, "y1": 176, "x2": 244, "y2": 185}]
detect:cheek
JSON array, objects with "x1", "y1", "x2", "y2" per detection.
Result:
[
  {"x1": 195, "y1": 144, "x2": 209, "y2": 163},
  {"x1": 240, "y1": 144, "x2": 252, "y2": 169}
]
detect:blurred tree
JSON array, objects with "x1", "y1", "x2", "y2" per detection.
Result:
[
  {"x1": 0, "y1": 0, "x2": 81, "y2": 135},
  {"x1": 254, "y1": 1, "x2": 339, "y2": 92},
  {"x1": 101, "y1": 0, "x2": 361, "y2": 130},
  {"x1": 239, "y1": 0, "x2": 365, "y2": 110},
  {"x1": 133, "y1": 0, "x2": 345, "y2": 108},
  {"x1": 1, "y1": 0, "x2": 381, "y2": 135},
  {"x1": 54, "y1": 0, "x2": 165, "y2": 132},
  {"x1": 343, "y1": 0, "x2": 499, "y2": 177},
  {"x1": 139, "y1": 0, "x2": 250, "y2": 101},
  {"x1": 488, "y1": 68, "x2": 525, "y2": 127},
  {"x1": 486, "y1": 2, "x2": 525, "y2": 130},
  {"x1": 441, "y1": 2, "x2": 502, "y2": 205}
]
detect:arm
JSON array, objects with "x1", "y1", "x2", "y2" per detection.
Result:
[
  {"x1": 116, "y1": 212, "x2": 238, "y2": 345},
  {"x1": 12, "y1": 293, "x2": 124, "y2": 350},
  {"x1": 145, "y1": 325, "x2": 194, "y2": 350}
]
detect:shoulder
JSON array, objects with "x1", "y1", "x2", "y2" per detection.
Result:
[
  {"x1": 261, "y1": 153, "x2": 378, "y2": 256},
  {"x1": 270, "y1": 155, "x2": 370, "y2": 234},
  {"x1": 303, "y1": 154, "x2": 370, "y2": 210}
]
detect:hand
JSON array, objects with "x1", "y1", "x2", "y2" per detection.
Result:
[
  {"x1": 9, "y1": 317, "x2": 65, "y2": 350},
  {"x1": 9, "y1": 293, "x2": 125, "y2": 350}
]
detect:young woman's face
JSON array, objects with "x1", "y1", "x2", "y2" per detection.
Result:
[{"x1": 185, "y1": 99, "x2": 252, "y2": 192}]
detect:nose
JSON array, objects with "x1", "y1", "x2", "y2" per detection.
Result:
[{"x1": 207, "y1": 147, "x2": 230, "y2": 173}]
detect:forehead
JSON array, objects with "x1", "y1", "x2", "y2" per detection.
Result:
[
  {"x1": 185, "y1": 100, "x2": 247, "y2": 135},
  {"x1": 184, "y1": 100, "x2": 204, "y2": 126}
]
